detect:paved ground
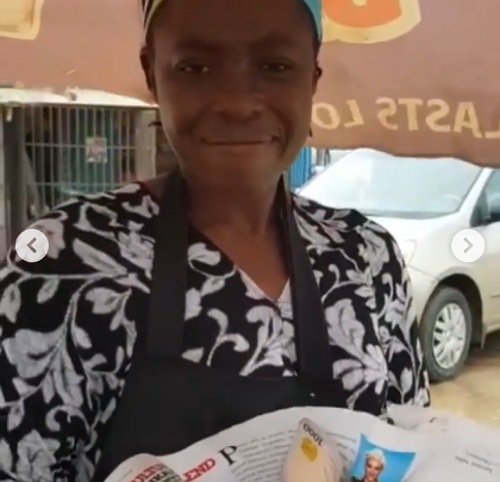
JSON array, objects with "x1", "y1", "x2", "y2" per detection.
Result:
[{"x1": 431, "y1": 331, "x2": 500, "y2": 427}]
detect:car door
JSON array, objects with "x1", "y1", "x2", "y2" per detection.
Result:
[{"x1": 473, "y1": 170, "x2": 500, "y2": 330}]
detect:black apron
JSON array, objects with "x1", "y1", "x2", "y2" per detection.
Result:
[{"x1": 93, "y1": 170, "x2": 351, "y2": 481}]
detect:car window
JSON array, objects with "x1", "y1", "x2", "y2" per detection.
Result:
[
  {"x1": 299, "y1": 150, "x2": 481, "y2": 219},
  {"x1": 484, "y1": 170, "x2": 500, "y2": 198},
  {"x1": 483, "y1": 170, "x2": 500, "y2": 222}
]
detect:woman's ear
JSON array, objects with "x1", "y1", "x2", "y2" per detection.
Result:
[
  {"x1": 140, "y1": 46, "x2": 158, "y2": 100},
  {"x1": 313, "y1": 64, "x2": 322, "y2": 95}
]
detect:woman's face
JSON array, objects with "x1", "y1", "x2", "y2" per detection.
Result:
[
  {"x1": 365, "y1": 457, "x2": 384, "y2": 481},
  {"x1": 142, "y1": 0, "x2": 320, "y2": 187}
]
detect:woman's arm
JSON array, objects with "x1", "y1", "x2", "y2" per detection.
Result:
[
  {"x1": 363, "y1": 220, "x2": 431, "y2": 407},
  {"x1": 0, "y1": 202, "x2": 137, "y2": 481},
  {"x1": 0, "y1": 251, "x2": 89, "y2": 481}
]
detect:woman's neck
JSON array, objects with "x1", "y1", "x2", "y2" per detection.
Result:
[{"x1": 185, "y1": 177, "x2": 282, "y2": 235}]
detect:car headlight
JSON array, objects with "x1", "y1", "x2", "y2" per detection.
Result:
[{"x1": 398, "y1": 239, "x2": 417, "y2": 265}]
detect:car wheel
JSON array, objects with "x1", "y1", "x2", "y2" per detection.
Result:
[{"x1": 420, "y1": 287, "x2": 472, "y2": 383}]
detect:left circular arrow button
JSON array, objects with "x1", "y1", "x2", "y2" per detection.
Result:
[{"x1": 15, "y1": 228, "x2": 50, "y2": 263}]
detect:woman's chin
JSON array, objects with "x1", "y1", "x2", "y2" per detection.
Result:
[
  {"x1": 185, "y1": 147, "x2": 282, "y2": 179},
  {"x1": 201, "y1": 140, "x2": 279, "y2": 158}
]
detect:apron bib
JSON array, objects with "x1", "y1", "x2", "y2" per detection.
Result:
[{"x1": 93, "y1": 170, "x2": 366, "y2": 481}]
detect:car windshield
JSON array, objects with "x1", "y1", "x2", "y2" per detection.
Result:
[{"x1": 299, "y1": 150, "x2": 482, "y2": 219}]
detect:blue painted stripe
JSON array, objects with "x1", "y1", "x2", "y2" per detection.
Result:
[{"x1": 288, "y1": 147, "x2": 313, "y2": 191}]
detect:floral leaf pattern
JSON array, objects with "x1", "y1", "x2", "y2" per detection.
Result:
[
  {"x1": 0, "y1": 284, "x2": 21, "y2": 323},
  {"x1": 37, "y1": 279, "x2": 60, "y2": 304},
  {"x1": 15, "y1": 431, "x2": 59, "y2": 482},
  {"x1": 0, "y1": 184, "x2": 429, "y2": 481},
  {"x1": 0, "y1": 440, "x2": 12, "y2": 476},
  {"x1": 7, "y1": 402, "x2": 25, "y2": 432}
]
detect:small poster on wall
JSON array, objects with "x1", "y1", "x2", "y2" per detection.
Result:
[
  {"x1": 0, "y1": 0, "x2": 45, "y2": 40},
  {"x1": 85, "y1": 137, "x2": 108, "y2": 164}
]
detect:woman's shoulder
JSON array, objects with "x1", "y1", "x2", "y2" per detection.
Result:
[
  {"x1": 47, "y1": 178, "x2": 159, "y2": 222},
  {"x1": 291, "y1": 193, "x2": 394, "y2": 240},
  {"x1": 58, "y1": 179, "x2": 160, "y2": 230},
  {"x1": 291, "y1": 193, "x2": 403, "y2": 274},
  {"x1": 2, "y1": 181, "x2": 159, "y2": 276},
  {"x1": 292, "y1": 192, "x2": 371, "y2": 228}
]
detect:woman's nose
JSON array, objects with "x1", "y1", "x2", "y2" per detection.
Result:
[{"x1": 210, "y1": 66, "x2": 264, "y2": 121}]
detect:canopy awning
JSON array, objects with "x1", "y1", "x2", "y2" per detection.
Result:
[
  {"x1": 310, "y1": 0, "x2": 500, "y2": 166},
  {"x1": 1, "y1": 0, "x2": 498, "y2": 166},
  {"x1": 0, "y1": 0, "x2": 151, "y2": 104}
]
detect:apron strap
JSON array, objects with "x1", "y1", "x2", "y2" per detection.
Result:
[
  {"x1": 146, "y1": 169, "x2": 332, "y2": 380},
  {"x1": 147, "y1": 170, "x2": 187, "y2": 357},
  {"x1": 279, "y1": 180, "x2": 332, "y2": 381}
]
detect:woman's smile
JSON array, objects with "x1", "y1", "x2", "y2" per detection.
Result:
[
  {"x1": 199, "y1": 135, "x2": 280, "y2": 158},
  {"x1": 201, "y1": 136, "x2": 278, "y2": 146},
  {"x1": 202, "y1": 137, "x2": 276, "y2": 145}
]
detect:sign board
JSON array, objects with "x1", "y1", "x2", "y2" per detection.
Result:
[
  {"x1": 309, "y1": 0, "x2": 500, "y2": 166},
  {"x1": 85, "y1": 137, "x2": 108, "y2": 164}
]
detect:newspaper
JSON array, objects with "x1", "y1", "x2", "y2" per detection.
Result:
[{"x1": 105, "y1": 406, "x2": 500, "y2": 482}]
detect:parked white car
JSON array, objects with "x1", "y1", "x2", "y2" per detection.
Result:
[{"x1": 300, "y1": 149, "x2": 500, "y2": 382}]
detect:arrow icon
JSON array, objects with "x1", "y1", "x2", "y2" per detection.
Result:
[
  {"x1": 15, "y1": 229, "x2": 49, "y2": 263},
  {"x1": 451, "y1": 229, "x2": 485, "y2": 264},
  {"x1": 464, "y1": 238, "x2": 473, "y2": 254},
  {"x1": 27, "y1": 237, "x2": 37, "y2": 253}
]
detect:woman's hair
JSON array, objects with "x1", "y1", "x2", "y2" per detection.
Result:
[{"x1": 366, "y1": 449, "x2": 386, "y2": 469}]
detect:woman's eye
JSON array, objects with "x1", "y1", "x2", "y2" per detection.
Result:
[
  {"x1": 176, "y1": 63, "x2": 210, "y2": 74},
  {"x1": 261, "y1": 62, "x2": 293, "y2": 73}
]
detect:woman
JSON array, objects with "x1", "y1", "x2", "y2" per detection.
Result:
[{"x1": 0, "y1": 0, "x2": 429, "y2": 480}]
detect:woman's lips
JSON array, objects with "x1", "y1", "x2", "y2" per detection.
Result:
[
  {"x1": 201, "y1": 136, "x2": 278, "y2": 145},
  {"x1": 200, "y1": 138, "x2": 278, "y2": 155},
  {"x1": 203, "y1": 140, "x2": 273, "y2": 145}
]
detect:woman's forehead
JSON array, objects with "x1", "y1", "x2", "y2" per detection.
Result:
[
  {"x1": 144, "y1": 0, "x2": 320, "y2": 44},
  {"x1": 167, "y1": 34, "x2": 306, "y2": 55}
]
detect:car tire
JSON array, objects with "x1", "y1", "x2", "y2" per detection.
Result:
[{"x1": 419, "y1": 287, "x2": 472, "y2": 383}]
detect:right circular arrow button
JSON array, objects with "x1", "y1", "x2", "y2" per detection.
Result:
[{"x1": 451, "y1": 228, "x2": 486, "y2": 263}]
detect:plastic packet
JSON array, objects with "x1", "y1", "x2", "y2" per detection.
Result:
[{"x1": 282, "y1": 418, "x2": 343, "y2": 482}]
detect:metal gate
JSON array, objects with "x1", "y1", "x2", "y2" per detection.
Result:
[
  {"x1": 21, "y1": 104, "x2": 156, "y2": 216},
  {"x1": 0, "y1": 104, "x2": 156, "y2": 258}
]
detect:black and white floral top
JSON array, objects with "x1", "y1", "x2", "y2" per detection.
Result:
[{"x1": 0, "y1": 182, "x2": 429, "y2": 482}]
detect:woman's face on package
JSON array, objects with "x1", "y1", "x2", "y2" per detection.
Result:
[{"x1": 365, "y1": 457, "x2": 383, "y2": 481}]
